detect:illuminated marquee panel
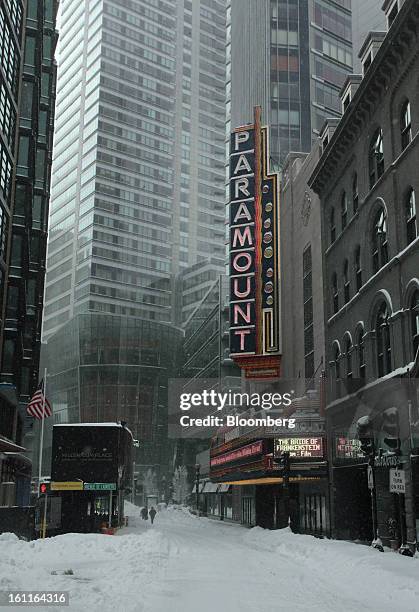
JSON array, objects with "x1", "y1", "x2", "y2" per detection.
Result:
[
  {"x1": 229, "y1": 107, "x2": 281, "y2": 376},
  {"x1": 274, "y1": 437, "x2": 325, "y2": 459}
]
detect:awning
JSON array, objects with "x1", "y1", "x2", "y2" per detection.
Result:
[
  {"x1": 0, "y1": 435, "x2": 26, "y2": 453},
  {"x1": 217, "y1": 484, "x2": 231, "y2": 493},
  {"x1": 202, "y1": 482, "x2": 219, "y2": 493},
  {"x1": 3, "y1": 452, "x2": 31, "y2": 467},
  {"x1": 193, "y1": 481, "x2": 206, "y2": 493},
  {"x1": 221, "y1": 476, "x2": 323, "y2": 486}
]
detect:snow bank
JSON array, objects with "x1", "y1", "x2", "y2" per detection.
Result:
[{"x1": 1, "y1": 505, "x2": 419, "y2": 612}]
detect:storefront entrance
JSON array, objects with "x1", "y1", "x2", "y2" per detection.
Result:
[{"x1": 333, "y1": 465, "x2": 372, "y2": 541}]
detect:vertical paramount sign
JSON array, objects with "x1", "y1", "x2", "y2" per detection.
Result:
[{"x1": 229, "y1": 107, "x2": 281, "y2": 378}]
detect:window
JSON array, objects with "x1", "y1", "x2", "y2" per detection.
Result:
[
  {"x1": 20, "y1": 81, "x2": 34, "y2": 122},
  {"x1": 406, "y1": 188, "x2": 417, "y2": 244},
  {"x1": 10, "y1": 233, "x2": 23, "y2": 268},
  {"x1": 330, "y1": 207, "x2": 336, "y2": 243},
  {"x1": 369, "y1": 128, "x2": 384, "y2": 189},
  {"x1": 401, "y1": 101, "x2": 412, "y2": 150},
  {"x1": 2, "y1": 338, "x2": 16, "y2": 373},
  {"x1": 341, "y1": 191, "x2": 347, "y2": 230},
  {"x1": 343, "y1": 259, "x2": 350, "y2": 303},
  {"x1": 357, "y1": 328, "x2": 366, "y2": 379},
  {"x1": 17, "y1": 135, "x2": 30, "y2": 174},
  {"x1": 334, "y1": 344, "x2": 341, "y2": 380},
  {"x1": 355, "y1": 246, "x2": 362, "y2": 291},
  {"x1": 376, "y1": 301, "x2": 391, "y2": 377},
  {"x1": 24, "y1": 34, "x2": 36, "y2": 69},
  {"x1": 332, "y1": 272, "x2": 338, "y2": 314},
  {"x1": 0, "y1": 205, "x2": 8, "y2": 260},
  {"x1": 411, "y1": 290, "x2": 419, "y2": 359},
  {"x1": 372, "y1": 208, "x2": 388, "y2": 273},
  {"x1": 352, "y1": 173, "x2": 358, "y2": 214},
  {"x1": 345, "y1": 336, "x2": 352, "y2": 379}
]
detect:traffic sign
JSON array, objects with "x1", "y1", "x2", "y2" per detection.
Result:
[
  {"x1": 389, "y1": 469, "x2": 405, "y2": 494},
  {"x1": 84, "y1": 483, "x2": 116, "y2": 491},
  {"x1": 51, "y1": 481, "x2": 83, "y2": 491}
]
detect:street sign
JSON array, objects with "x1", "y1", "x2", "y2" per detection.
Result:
[
  {"x1": 50, "y1": 481, "x2": 83, "y2": 491},
  {"x1": 84, "y1": 482, "x2": 116, "y2": 491},
  {"x1": 367, "y1": 465, "x2": 374, "y2": 490},
  {"x1": 389, "y1": 469, "x2": 406, "y2": 494},
  {"x1": 389, "y1": 470, "x2": 406, "y2": 493}
]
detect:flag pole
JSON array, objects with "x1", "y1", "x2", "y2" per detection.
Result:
[{"x1": 37, "y1": 367, "x2": 47, "y2": 498}]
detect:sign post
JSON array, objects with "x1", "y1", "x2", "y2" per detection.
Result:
[
  {"x1": 109, "y1": 490, "x2": 113, "y2": 529},
  {"x1": 367, "y1": 465, "x2": 374, "y2": 490}
]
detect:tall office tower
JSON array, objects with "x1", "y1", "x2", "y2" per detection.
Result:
[
  {"x1": 230, "y1": 0, "x2": 354, "y2": 165},
  {"x1": 0, "y1": 0, "x2": 25, "y2": 356},
  {"x1": 43, "y1": 0, "x2": 226, "y2": 340},
  {"x1": 0, "y1": 0, "x2": 57, "y2": 505},
  {"x1": 2, "y1": 0, "x2": 57, "y2": 400}
]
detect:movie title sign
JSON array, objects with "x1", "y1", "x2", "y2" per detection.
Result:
[
  {"x1": 229, "y1": 107, "x2": 281, "y2": 376},
  {"x1": 274, "y1": 437, "x2": 324, "y2": 459}
]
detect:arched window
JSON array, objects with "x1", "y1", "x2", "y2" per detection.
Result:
[
  {"x1": 411, "y1": 289, "x2": 419, "y2": 358},
  {"x1": 345, "y1": 335, "x2": 352, "y2": 379},
  {"x1": 376, "y1": 301, "x2": 391, "y2": 377},
  {"x1": 401, "y1": 100, "x2": 412, "y2": 150},
  {"x1": 334, "y1": 343, "x2": 341, "y2": 380},
  {"x1": 330, "y1": 207, "x2": 336, "y2": 243},
  {"x1": 343, "y1": 259, "x2": 350, "y2": 303},
  {"x1": 341, "y1": 191, "x2": 347, "y2": 230},
  {"x1": 406, "y1": 188, "x2": 417, "y2": 244},
  {"x1": 332, "y1": 273, "x2": 338, "y2": 314},
  {"x1": 369, "y1": 128, "x2": 384, "y2": 189},
  {"x1": 357, "y1": 327, "x2": 366, "y2": 379},
  {"x1": 372, "y1": 207, "x2": 388, "y2": 273},
  {"x1": 352, "y1": 173, "x2": 359, "y2": 214},
  {"x1": 354, "y1": 246, "x2": 362, "y2": 291}
]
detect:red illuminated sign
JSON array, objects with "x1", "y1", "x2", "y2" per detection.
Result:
[
  {"x1": 210, "y1": 441, "x2": 263, "y2": 467},
  {"x1": 335, "y1": 437, "x2": 364, "y2": 460}
]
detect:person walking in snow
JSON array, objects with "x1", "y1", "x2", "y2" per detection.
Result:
[
  {"x1": 149, "y1": 506, "x2": 156, "y2": 525},
  {"x1": 141, "y1": 507, "x2": 148, "y2": 520}
]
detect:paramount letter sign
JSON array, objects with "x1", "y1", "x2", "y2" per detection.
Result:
[{"x1": 229, "y1": 107, "x2": 281, "y2": 378}]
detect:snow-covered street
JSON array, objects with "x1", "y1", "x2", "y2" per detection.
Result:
[{"x1": 1, "y1": 503, "x2": 419, "y2": 612}]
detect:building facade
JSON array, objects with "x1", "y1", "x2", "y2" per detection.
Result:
[
  {"x1": 0, "y1": 0, "x2": 57, "y2": 508},
  {"x1": 43, "y1": 0, "x2": 226, "y2": 339},
  {"x1": 309, "y1": 0, "x2": 419, "y2": 549},
  {"x1": 230, "y1": 0, "x2": 353, "y2": 165},
  {"x1": 3, "y1": 0, "x2": 57, "y2": 420},
  {"x1": 0, "y1": 0, "x2": 26, "y2": 505},
  {"x1": 37, "y1": 313, "x2": 183, "y2": 499}
]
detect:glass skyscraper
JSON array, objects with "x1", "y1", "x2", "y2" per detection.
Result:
[
  {"x1": 229, "y1": 0, "x2": 354, "y2": 165},
  {"x1": 43, "y1": 0, "x2": 226, "y2": 340}
]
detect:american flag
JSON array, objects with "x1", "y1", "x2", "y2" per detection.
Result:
[{"x1": 26, "y1": 380, "x2": 52, "y2": 419}]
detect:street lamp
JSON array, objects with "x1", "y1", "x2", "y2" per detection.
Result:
[{"x1": 195, "y1": 463, "x2": 201, "y2": 516}]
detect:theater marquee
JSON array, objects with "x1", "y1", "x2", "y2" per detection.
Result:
[{"x1": 229, "y1": 107, "x2": 281, "y2": 378}]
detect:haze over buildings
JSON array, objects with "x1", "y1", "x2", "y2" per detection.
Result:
[
  {"x1": 43, "y1": 0, "x2": 226, "y2": 339},
  {"x1": 229, "y1": 0, "x2": 354, "y2": 165}
]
